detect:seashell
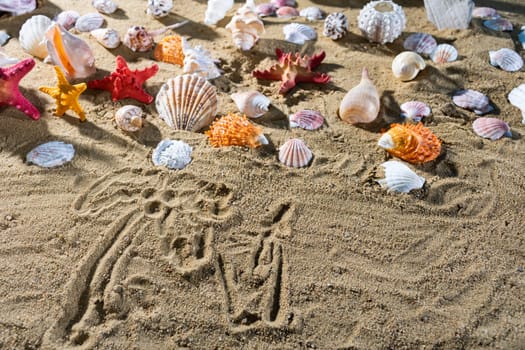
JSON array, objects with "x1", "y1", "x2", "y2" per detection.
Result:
[
  {"x1": 271, "y1": 0, "x2": 295, "y2": 7},
  {"x1": 0, "y1": 31, "x2": 9, "y2": 47},
  {"x1": 152, "y1": 139, "x2": 192, "y2": 170},
  {"x1": 90, "y1": 28, "x2": 121, "y2": 49},
  {"x1": 453, "y1": 89, "x2": 493, "y2": 115},
  {"x1": 488, "y1": 48, "x2": 523, "y2": 72},
  {"x1": 19, "y1": 15, "x2": 53, "y2": 59},
  {"x1": 483, "y1": 18, "x2": 513, "y2": 32},
  {"x1": 225, "y1": 1, "x2": 265, "y2": 51},
  {"x1": 0, "y1": 48, "x2": 19, "y2": 67},
  {"x1": 377, "y1": 161, "x2": 425, "y2": 193},
  {"x1": 358, "y1": 0, "x2": 406, "y2": 44},
  {"x1": 519, "y1": 26, "x2": 525, "y2": 50},
  {"x1": 430, "y1": 43, "x2": 458, "y2": 64},
  {"x1": 403, "y1": 33, "x2": 437, "y2": 57},
  {"x1": 123, "y1": 26, "x2": 153, "y2": 52},
  {"x1": 300, "y1": 7, "x2": 324, "y2": 21},
  {"x1": 392, "y1": 51, "x2": 426, "y2": 81},
  {"x1": 154, "y1": 35, "x2": 183, "y2": 65},
  {"x1": 45, "y1": 24, "x2": 96, "y2": 80},
  {"x1": 283, "y1": 23, "x2": 317, "y2": 45},
  {"x1": 323, "y1": 12, "x2": 348, "y2": 40},
  {"x1": 54, "y1": 11, "x2": 80, "y2": 31},
  {"x1": 205, "y1": 112, "x2": 268, "y2": 148},
  {"x1": 0, "y1": 0, "x2": 36, "y2": 16},
  {"x1": 472, "y1": 7, "x2": 500, "y2": 19},
  {"x1": 339, "y1": 67, "x2": 380, "y2": 124},
  {"x1": 75, "y1": 13, "x2": 105, "y2": 32},
  {"x1": 204, "y1": 0, "x2": 234, "y2": 25},
  {"x1": 423, "y1": 0, "x2": 474, "y2": 30},
  {"x1": 256, "y1": 3, "x2": 276, "y2": 17},
  {"x1": 92, "y1": 0, "x2": 118, "y2": 14},
  {"x1": 400, "y1": 101, "x2": 431, "y2": 122},
  {"x1": 279, "y1": 139, "x2": 313, "y2": 168},
  {"x1": 115, "y1": 105, "x2": 144, "y2": 132},
  {"x1": 289, "y1": 110, "x2": 324, "y2": 130},
  {"x1": 508, "y1": 84, "x2": 525, "y2": 124},
  {"x1": 155, "y1": 74, "x2": 218, "y2": 132},
  {"x1": 276, "y1": 6, "x2": 299, "y2": 18},
  {"x1": 378, "y1": 123, "x2": 441, "y2": 164},
  {"x1": 181, "y1": 38, "x2": 222, "y2": 79},
  {"x1": 472, "y1": 117, "x2": 511, "y2": 140},
  {"x1": 26, "y1": 141, "x2": 75, "y2": 168},
  {"x1": 230, "y1": 91, "x2": 270, "y2": 118},
  {"x1": 147, "y1": 0, "x2": 174, "y2": 18}
]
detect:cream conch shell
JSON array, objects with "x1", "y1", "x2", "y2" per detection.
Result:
[
  {"x1": 225, "y1": 0, "x2": 265, "y2": 51},
  {"x1": 339, "y1": 68, "x2": 380, "y2": 124},
  {"x1": 392, "y1": 51, "x2": 426, "y2": 81}
]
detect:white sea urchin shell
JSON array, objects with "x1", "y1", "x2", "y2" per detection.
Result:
[{"x1": 358, "y1": 0, "x2": 406, "y2": 44}]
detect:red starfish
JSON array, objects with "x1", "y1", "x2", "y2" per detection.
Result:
[
  {"x1": 252, "y1": 48, "x2": 331, "y2": 95},
  {"x1": 88, "y1": 56, "x2": 159, "y2": 104},
  {"x1": 0, "y1": 58, "x2": 40, "y2": 120}
]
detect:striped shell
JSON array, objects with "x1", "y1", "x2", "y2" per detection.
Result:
[
  {"x1": 377, "y1": 160, "x2": 425, "y2": 193},
  {"x1": 483, "y1": 18, "x2": 513, "y2": 31},
  {"x1": 357, "y1": 0, "x2": 406, "y2": 44},
  {"x1": 92, "y1": 0, "x2": 118, "y2": 14},
  {"x1": 489, "y1": 48, "x2": 523, "y2": 72},
  {"x1": 300, "y1": 7, "x2": 324, "y2": 21},
  {"x1": 378, "y1": 123, "x2": 441, "y2": 164},
  {"x1": 431, "y1": 44, "x2": 458, "y2": 64},
  {"x1": 75, "y1": 13, "x2": 105, "y2": 32},
  {"x1": 508, "y1": 84, "x2": 525, "y2": 123},
  {"x1": 472, "y1": 117, "x2": 511, "y2": 140},
  {"x1": 26, "y1": 141, "x2": 75, "y2": 168},
  {"x1": 90, "y1": 28, "x2": 121, "y2": 49},
  {"x1": 403, "y1": 33, "x2": 437, "y2": 57},
  {"x1": 289, "y1": 110, "x2": 324, "y2": 130},
  {"x1": 472, "y1": 7, "x2": 500, "y2": 19},
  {"x1": 230, "y1": 91, "x2": 270, "y2": 118},
  {"x1": 256, "y1": 3, "x2": 277, "y2": 17},
  {"x1": 54, "y1": 11, "x2": 80, "y2": 31},
  {"x1": 276, "y1": 6, "x2": 299, "y2": 18},
  {"x1": 115, "y1": 105, "x2": 143, "y2": 132},
  {"x1": 19, "y1": 15, "x2": 53, "y2": 59},
  {"x1": 392, "y1": 51, "x2": 426, "y2": 81},
  {"x1": 283, "y1": 23, "x2": 317, "y2": 45},
  {"x1": 205, "y1": 113, "x2": 268, "y2": 148},
  {"x1": 453, "y1": 89, "x2": 493, "y2": 115},
  {"x1": 400, "y1": 101, "x2": 431, "y2": 122},
  {"x1": 154, "y1": 35, "x2": 184, "y2": 65},
  {"x1": 279, "y1": 139, "x2": 313, "y2": 168},
  {"x1": 147, "y1": 0, "x2": 174, "y2": 18},
  {"x1": 155, "y1": 75, "x2": 218, "y2": 132},
  {"x1": 152, "y1": 139, "x2": 192, "y2": 169},
  {"x1": 323, "y1": 12, "x2": 348, "y2": 40}
]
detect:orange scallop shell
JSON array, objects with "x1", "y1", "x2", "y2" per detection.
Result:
[
  {"x1": 153, "y1": 35, "x2": 184, "y2": 66},
  {"x1": 380, "y1": 123, "x2": 441, "y2": 163},
  {"x1": 205, "y1": 113, "x2": 265, "y2": 148}
]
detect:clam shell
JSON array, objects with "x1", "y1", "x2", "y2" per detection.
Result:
[
  {"x1": 453, "y1": 89, "x2": 493, "y2": 115},
  {"x1": 26, "y1": 141, "x2": 75, "y2": 168},
  {"x1": 230, "y1": 91, "x2": 270, "y2": 118},
  {"x1": 483, "y1": 18, "x2": 513, "y2": 31},
  {"x1": 123, "y1": 26, "x2": 154, "y2": 52},
  {"x1": 289, "y1": 110, "x2": 324, "y2": 130},
  {"x1": 152, "y1": 139, "x2": 192, "y2": 170},
  {"x1": 283, "y1": 23, "x2": 317, "y2": 45},
  {"x1": 75, "y1": 13, "x2": 105, "y2": 32},
  {"x1": 488, "y1": 48, "x2": 523, "y2": 72},
  {"x1": 403, "y1": 33, "x2": 437, "y2": 57},
  {"x1": 271, "y1": 0, "x2": 296, "y2": 7},
  {"x1": 205, "y1": 113, "x2": 268, "y2": 148},
  {"x1": 377, "y1": 161, "x2": 425, "y2": 193},
  {"x1": 472, "y1": 117, "x2": 511, "y2": 140},
  {"x1": 92, "y1": 0, "x2": 118, "y2": 14},
  {"x1": 400, "y1": 101, "x2": 431, "y2": 122},
  {"x1": 90, "y1": 28, "x2": 121, "y2": 49},
  {"x1": 19, "y1": 15, "x2": 53, "y2": 59},
  {"x1": 147, "y1": 0, "x2": 174, "y2": 18},
  {"x1": 358, "y1": 0, "x2": 406, "y2": 44},
  {"x1": 508, "y1": 84, "x2": 525, "y2": 123},
  {"x1": 339, "y1": 68, "x2": 380, "y2": 124},
  {"x1": 276, "y1": 6, "x2": 299, "y2": 18},
  {"x1": 323, "y1": 12, "x2": 348, "y2": 40},
  {"x1": 54, "y1": 11, "x2": 80, "y2": 31},
  {"x1": 430, "y1": 44, "x2": 458, "y2": 64},
  {"x1": 279, "y1": 139, "x2": 313, "y2": 168},
  {"x1": 155, "y1": 74, "x2": 218, "y2": 132},
  {"x1": 392, "y1": 51, "x2": 426, "y2": 81},
  {"x1": 256, "y1": 3, "x2": 277, "y2": 17},
  {"x1": 204, "y1": 0, "x2": 233, "y2": 25},
  {"x1": 300, "y1": 7, "x2": 324, "y2": 21},
  {"x1": 472, "y1": 7, "x2": 500, "y2": 19},
  {"x1": 115, "y1": 105, "x2": 144, "y2": 132}
]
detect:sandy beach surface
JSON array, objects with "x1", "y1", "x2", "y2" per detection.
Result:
[{"x1": 1, "y1": 0, "x2": 525, "y2": 348}]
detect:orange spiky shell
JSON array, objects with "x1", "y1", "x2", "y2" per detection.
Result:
[
  {"x1": 153, "y1": 35, "x2": 184, "y2": 66},
  {"x1": 378, "y1": 123, "x2": 441, "y2": 163},
  {"x1": 205, "y1": 113, "x2": 267, "y2": 148}
]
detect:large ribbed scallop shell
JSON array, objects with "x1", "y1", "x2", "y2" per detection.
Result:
[
  {"x1": 403, "y1": 33, "x2": 437, "y2": 57},
  {"x1": 358, "y1": 0, "x2": 406, "y2": 44},
  {"x1": 283, "y1": 23, "x2": 317, "y2": 45},
  {"x1": 339, "y1": 68, "x2": 380, "y2": 124},
  {"x1": 225, "y1": 1, "x2": 265, "y2": 51},
  {"x1": 392, "y1": 51, "x2": 426, "y2": 81},
  {"x1": 230, "y1": 91, "x2": 270, "y2": 118},
  {"x1": 472, "y1": 117, "x2": 511, "y2": 140},
  {"x1": 289, "y1": 110, "x2": 324, "y2": 130},
  {"x1": 453, "y1": 89, "x2": 493, "y2": 115},
  {"x1": 377, "y1": 160, "x2": 425, "y2": 193},
  {"x1": 508, "y1": 84, "x2": 525, "y2": 123},
  {"x1": 279, "y1": 138, "x2": 313, "y2": 168},
  {"x1": 431, "y1": 44, "x2": 458, "y2": 64},
  {"x1": 75, "y1": 13, "x2": 105, "y2": 32},
  {"x1": 115, "y1": 105, "x2": 144, "y2": 132},
  {"x1": 323, "y1": 12, "x2": 348, "y2": 40},
  {"x1": 489, "y1": 48, "x2": 523, "y2": 72},
  {"x1": 378, "y1": 123, "x2": 441, "y2": 164},
  {"x1": 155, "y1": 75, "x2": 218, "y2": 132},
  {"x1": 19, "y1": 15, "x2": 53, "y2": 59},
  {"x1": 205, "y1": 113, "x2": 268, "y2": 148}
]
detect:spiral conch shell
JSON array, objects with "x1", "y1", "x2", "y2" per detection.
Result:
[
  {"x1": 225, "y1": 0, "x2": 265, "y2": 51},
  {"x1": 230, "y1": 91, "x2": 270, "y2": 118},
  {"x1": 392, "y1": 51, "x2": 425, "y2": 81},
  {"x1": 339, "y1": 68, "x2": 380, "y2": 124}
]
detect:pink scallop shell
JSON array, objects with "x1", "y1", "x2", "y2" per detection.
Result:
[
  {"x1": 279, "y1": 138, "x2": 313, "y2": 168},
  {"x1": 271, "y1": 0, "x2": 296, "y2": 8},
  {"x1": 403, "y1": 33, "x2": 437, "y2": 57},
  {"x1": 431, "y1": 44, "x2": 458, "y2": 64},
  {"x1": 256, "y1": 3, "x2": 277, "y2": 17},
  {"x1": 489, "y1": 48, "x2": 523, "y2": 72},
  {"x1": 453, "y1": 89, "x2": 493, "y2": 115},
  {"x1": 289, "y1": 110, "x2": 324, "y2": 130},
  {"x1": 276, "y1": 6, "x2": 299, "y2": 18},
  {"x1": 472, "y1": 7, "x2": 500, "y2": 19},
  {"x1": 400, "y1": 101, "x2": 431, "y2": 122},
  {"x1": 472, "y1": 117, "x2": 511, "y2": 140}
]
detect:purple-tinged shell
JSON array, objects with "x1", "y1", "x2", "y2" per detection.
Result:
[
  {"x1": 400, "y1": 101, "x2": 431, "y2": 122},
  {"x1": 0, "y1": 0, "x2": 36, "y2": 16},
  {"x1": 283, "y1": 23, "x2": 317, "y2": 45},
  {"x1": 489, "y1": 48, "x2": 523, "y2": 72},
  {"x1": 472, "y1": 117, "x2": 511, "y2": 140},
  {"x1": 300, "y1": 6, "x2": 324, "y2": 21},
  {"x1": 483, "y1": 18, "x2": 513, "y2": 31},
  {"x1": 256, "y1": 3, "x2": 277, "y2": 17},
  {"x1": 54, "y1": 10, "x2": 80, "y2": 31},
  {"x1": 75, "y1": 13, "x2": 105, "y2": 32},
  {"x1": 472, "y1": 7, "x2": 500, "y2": 19},
  {"x1": 453, "y1": 89, "x2": 493, "y2": 115},
  {"x1": 271, "y1": 0, "x2": 296, "y2": 8},
  {"x1": 279, "y1": 138, "x2": 313, "y2": 168},
  {"x1": 276, "y1": 6, "x2": 299, "y2": 18},
  {"x1": 289, "y1": 110, "x2": 324, "y2": 130},
  {"x1": 403, "y1": 33, "x2": 437, "y2": 57},
  {"x1": 26, "y1": 141, "x2": 75, "y2": 168},
  {"x1": 431, "y1": 44, "x2": 458, "y2": 64}
]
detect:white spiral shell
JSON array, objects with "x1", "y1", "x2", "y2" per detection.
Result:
[
  {"x1": 181, "y1": 39, "x2": 222, "y2": 80},
  {"x1": 279, "y1": 139, "x2": 313, "y2": 168},
  {"x1": 358, "y1": 0, "x2": 406, "y2": 44},
  {"x1": 90, "y1": 28, "x2": 121, "y2": 49},
  {"x1": 377, "y1": 160, "x2": 425, "y2": 193},
  {"x1": 19, "y1": 15, "x2": 53, "y2": 59},
  {"x1": 225, "y1": 1, "x2": 265, "y2": 51},
  {"x1": 147, "y1": 0, "x2": 174, "y2": 18},
  {"x1": 152, "y1": 139, "x2": 192, "y2": 170},
  {"x1": 392, "y1": 51, "x2": 426, "y2": 81},
  {"x1": 489, "y1": 48, "x2": 523, "y2": 72},
  {"x1": 230, "y1": 91, "x2": 271, "y2": 118},
  {"x1": 283, "y1": 23, "x2": 317, "y2": 45},
  {"x1": 115, "y1": 105, "x2": 144, "y2": 132}
]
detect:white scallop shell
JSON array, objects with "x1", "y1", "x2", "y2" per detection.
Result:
[
  {"x1": 152, "y1": 139, "x2": 192, "y2": 170},
  {"x1": 279, "y1": 139, "x2": 313, "y2": 168},
  {"x1": 0, "y1": 48, "x2": 19, "y2": 67},
  {"x1": 75, "y1": 13, "x2": 105, "y2": 32},
  {"x1": 392, "y1": 51, "x2": 426, "y2": 81},
  {"x1": 147, "y1": 0, "x2": 174, "y2": 18},
  {"x1": 400, "y1": 101, "x2": 431, "y2": 122},
  {"x1": 377, "y1": 160, "x2": 425, "y2": 193},
  {"x1": 453, "y1": 89, "x2": 493, "y2": 115},
  {"x1": 283, "y1": 23, "x2": 316, "y2": 45},
  {"x1": 403, "y1": 33, "x2": 437, "y2": 57},
  {"x1": 230, "y1": 91, "x2": 270, "y2": 118},
  {"x1": 54, "y1": 11, "x2": 80, "y2": 31},
  {"x1": 323, "y1": 12, "x2": 348, "y2": 40},
  {"x1": 508, "y1": 84, "x2": 525, "y2": 123},
  {"x1": 26, "y1": 141, "x2": 75, "y2": 168},
  {"x1": 181, "y1": 39, "x2": 222, "y2": 80},
  {"x1": 92, "y1": 0, "x2": 118, "y2": 14},
  {"x1": 19, "y1": 15, "x2": 53, "y2": 59},
  {"x1": 472, "y1": 7, "x2": 500, "y2": 19},
  {"x1": 155, "y1": 75, "x2": 218, "y2": 132},
  {"x1": 489, "y1": 48, "x2": 523, "y2": 72},
  {"x1": 225, "y1": 0, "x2": 265, "y2": 51},
  {"x1": 204, "y1": 0, "x2": 234, "y2": 25},
  {"x1": 90, "y1": 28, "x2": 121, "y2": 49},
  {"x1": 115, "y1": 105, "x2": 143, "y2": 132},
  {"x1": 299, "y1": 6, "x2": 324, "y2": 21},
  {"x1": 430, "y1": 44, "x2": 458, "y2": 64},
  {"x1": 289, "y1": 110, "x2": 324, "y2": 130},
  {"x1": 472, "y1": 117, "x2": 511, "y2": 140},
  {"x1": 358, "y1": 0, "x2": 406, "y2": 44}
]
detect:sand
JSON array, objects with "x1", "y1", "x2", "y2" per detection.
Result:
[{"x1": 1, "y1": 0, "x2": 525, "y2": 348}]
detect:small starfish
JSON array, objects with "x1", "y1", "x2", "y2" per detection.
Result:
[
  {"x1": 88, "y1": 56, "x2": 159, "y2": 104},
  {"x1": 0, "y1": 58, "x2": 40, "y2": 120},
  {"x1": 39, "y1": 66, "x2": 87, "y2": 122},
  {"x1": 252, "y1": 48, "x2": 331, "y2": 95}
]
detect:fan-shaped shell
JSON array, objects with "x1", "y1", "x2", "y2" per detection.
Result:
[
  {"x1": 430, "y1": 44, "x2": 458, "y2": 64},
  {"x1": 92, "y1": 0, "x2": 118, "y2": 14},
  {"x1": 90, "y1": 28, "x2": 121, "y2": 49},
  {"x1": 392, "y1": 51, "x2": 426, "y2": 81},
  {"x1": 403, "y1": 33, "x2": 437, "y2": 57},
  {"x1": 123, "y1": 26, "x2": 154, "y2": 52},
  {"x1": 75, "y1": 13, "x2": 105, "y2": 32},
  {"x1": 279, "y1": 139, "x2": 313, "y2": 168},
  {"x1": 323, "y1": 12, "x2": 348, "y2": 40},
  {"x1": 205, "y1": 113, "x2": 268, "y2": 148},
  {"x1": 19, "y1": 15, "x2": 53, "y2": 59},
  {"x1": 358, "y1": 0, "x2": 406, "y2": 44},
  {"x1": 453, "y1": 89, "x2": 493, "y2": 115},
  {"x1": 115, "y1": 105, "x2": 144, "y2": 132},
  {"x1": 256, "y1": 3, "x2": 276, "y2": 17},
  {"x1": 472, "y1": 117, "x2": 511, "y2": 140},
  {"x1": 378, "y1": 123, "x2": 441, "y2": 164},
  {"x1": 377, "y1": 161, "x2": 425, "y2": 193},
  {"x1": 155, "y1": 75, "x2": 218, "y2": 132},
  {"x1": 508, "y1": 84, "x2": 525, "y2": 123},
  {"x1": 283, "y1": 23, "x2": 317, "y2": 45},
  {"x1": 339, "y1": 68, "x2": 380, "y2": 124},
  {"x1": 484, "y1": 18, "x2": 513, "y2": 31},
  {"x1": 289, "y1": 110, "x2": 324, "y2": 130},
  {"x1": 26, "y1": 141, "x2": 75, "y2": 168},
  {"x1": 489, "y1": 48, "x2": 523, "y2": 72},
  {"x1": 154, "y1": 35, "x2": 184, "y2": 65},
  {"x1": 54, "y1": 11, "x2": 80, "y2": 31},
  {"x1": 147, "y1": 0, "x2": 174, "y2": 18},
  {"x1": 152, "y1": 139, "x2": 192, "y2": 170},
  {"x1": 300, "y1": 7, "x2": 324, "y2": 21},
  {"x1": 276, "y1": 6, "x2": 299, "y2": 18},
  {"x1": 473, "y1": 7, "x2": 500, "y2": 19},
  {"x1": 231, "y1": 91, "x2": 270, "y2": 118},
  {"x1": 400, "y1": 101, "x2": 431, "y2": 122}
]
